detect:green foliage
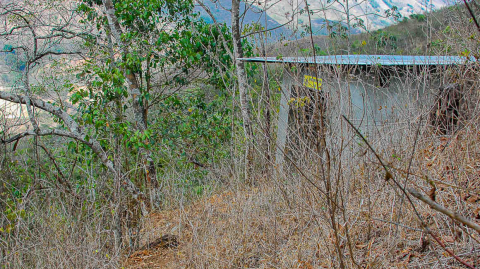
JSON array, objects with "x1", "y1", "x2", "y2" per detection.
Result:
[
  {"x1": 371, "y1": 30, "x2": 398, "y2": 50},
  {"x1": 315, "y1": 44, "x2": 328, "y2": 56},
  {"x1": 154, "y1": 90, "x2": 232, "y2": 167},
  {"x1": 114, "y1": 0, "x2": 193, "y2": 32},
  {"x1": 2, "y1": 0, "x2": 254, "y2": 216},
  {"x1": 299, "y1": 44, "x2": 328, "y2": 56},
  {"x1": 1, "y1": 199, "x2": 26, "y2": 234},
  {"x1": 184, "y1": 20, "x2": 238, "y2": 88},
  {"x1": 384, "y1": 5, "x2": 402, "y2": 21},
  {"x1": 409, "y1": 13, "x2": 426, "y2": 22},
  {"x1": 74, "y1": 0, "x2": 238, "y2": 161},
  {"x1": 299, "y1": 48, "x2": 310, "y2": 54},
  {"x1": 327, "y1": 22, "x2": 349, "y2": 39}
]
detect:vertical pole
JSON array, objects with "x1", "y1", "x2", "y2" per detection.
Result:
[{"x1": 275, "y1": 67, "x2": 292, "y2": 170}]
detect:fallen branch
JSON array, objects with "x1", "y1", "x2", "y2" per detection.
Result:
[
  {"x1": 342, "y1": 115, "x2": 476, "y2": 269},
  {"x1": 408, "y1": 188, "x2": 480, "y2": 234}
]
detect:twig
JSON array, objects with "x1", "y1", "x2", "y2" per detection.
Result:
[
  {"x1": 428, "y1": 231, "x2": 476, "y2": 269},
  {"x1": 342, "y1": 115, "x2": 392, "y2": 180},
  {"x1": 240, "y1": 18, "x2": 294, "y2": 39},
  {"x1": 274, "y1": 140, "x2": 345, "y2": 211},
  {"x1": 463, "y1": 0, "x2": 480, "y2": 34},
  {"x1": 371, "y1": 217, "x2": 424, "y2": 232},
  {"x1": 373, "y1": 162, "x2": 480, "y2": 197},
  {"x1": 399, "y1": 116, "x2": 422, "y2": 206}
]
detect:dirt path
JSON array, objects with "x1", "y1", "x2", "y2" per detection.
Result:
[{"x1": 123, "y1": 191, "x2": 237, "y2": 268}]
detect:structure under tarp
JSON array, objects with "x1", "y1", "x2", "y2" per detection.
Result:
[{"x1": 239, "y1": 54, "x2": 474, "y2": 168}]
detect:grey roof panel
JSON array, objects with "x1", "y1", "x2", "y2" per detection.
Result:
[{"x1": 238, "y1": 55, "x2": 475, "y2": 66}]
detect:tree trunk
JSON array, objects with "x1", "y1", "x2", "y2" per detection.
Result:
[
  {"x1": 232, "y1": 0, "x2": 254, "y2": 182},
  {"x1": 103, "y1": 0, "x2": 160, "y2": 205}
]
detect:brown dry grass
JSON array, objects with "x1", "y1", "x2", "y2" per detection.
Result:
[{"x1": 124, "y1": 125, "x2": 480, "y2": 268}]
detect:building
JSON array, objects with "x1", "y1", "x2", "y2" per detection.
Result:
[{"x1": 239, "y1": 54, "x2": 474, "y2": 166}]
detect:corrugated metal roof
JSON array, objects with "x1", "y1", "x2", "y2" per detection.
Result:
[{"x1": 238, "y1": 55, "x2": 475, "y2": 66}]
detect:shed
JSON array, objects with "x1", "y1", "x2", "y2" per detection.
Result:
[{"x1": 239, "y1": 55, "x2": 474, "y2": 167}]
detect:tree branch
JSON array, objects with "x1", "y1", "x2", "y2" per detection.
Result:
[
  {"x1": 31, "y1": 51, "x2": 81, "y2": 63},
  {"x1": 240, "y1": 18, "x2": 293, "y2": 39},
  {"x1": 464, "y1": 0, "x2": 480, "y2": 34},
  {"x1": 343, "y1": 115, "x2": 476, "y2": 269},
  {"x1": 408, "y1": 188, "x2": 480, "y2": 234},
  {"x1": 1, "y1": 129, "x2": 84, "y2": 144},
  {"x1": 0, "y1": 91, "x2": 145, "y2": 200}
]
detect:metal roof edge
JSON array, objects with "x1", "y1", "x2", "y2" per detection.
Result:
[{"x1": 238, "y1": 55, "x2": 476, "y2": 66}]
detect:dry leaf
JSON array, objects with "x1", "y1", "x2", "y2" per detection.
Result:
[
  {"x1": 428, "y1": 187, "x2": 436, "y2": 201},
  {"x1": 467, "y1": 195, "x2": 479, "y2": 203},
  {"x1": 474, "y1": 208, "x2": 480, "y2": 219},
  {"x1": 355, "y1": 243, "x2": 367, "y2": 249},
  {"x1": 442, "y1": 236, "x2": 455, "y2": 243},
  {"x1": 397, "y1": 247, "x2": 412, "y2": 260}
]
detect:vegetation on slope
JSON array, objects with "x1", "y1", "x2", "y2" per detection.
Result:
[
  {"x1": 1, "y1": 0, "x2": 480, "y2": 268},
  {"x1": 270, "y1": 3, "x2": 480, "y2": 57}
]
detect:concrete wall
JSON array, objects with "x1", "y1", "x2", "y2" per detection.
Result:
[{"x1": 275, "y1": 64, "x2": 445, "y2": 166}]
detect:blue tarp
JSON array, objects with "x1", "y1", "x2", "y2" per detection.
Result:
[{"x1": 238, "y1": 55, "x2": 475, "y2": 66}]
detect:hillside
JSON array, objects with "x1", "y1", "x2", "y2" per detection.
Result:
[
  {"x1": 194, "y1": 0, "x2": 291, "y2": 37},
  {"x1": 268, "y1": 3, "x2": 479, "y2": 56},
  {"x1": 251, "y1": 0, "x2": 450, "y2": 32},
  {"x1": 197, "y1": 0, "x2": 455, "y2": 39},
  {"x1": 2, "y1": 0, "x2": 480, "y2": 268}
]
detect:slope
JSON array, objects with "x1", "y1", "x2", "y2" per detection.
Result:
[{"x1": 267, "y1": 3, "x2": 480, "y2": 57}]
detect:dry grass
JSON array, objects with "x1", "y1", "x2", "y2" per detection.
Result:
[
  {"x1": 124, "y1": 123, "x2": 480, "y2": 268},
  {"x1": 2, "y1": 2, "x2": 480, "y2": 268},
  {"x1": 123, "y1": 39, "x2": 480, "y2": 267},
  {"x1": 3, "y1": 64, "x2": 479, "y2": 269},
  {"x1": 123, "y1": 57, "x2": 480, "y2": 267}
]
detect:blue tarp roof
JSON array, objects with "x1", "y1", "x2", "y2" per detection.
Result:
[{"x1": 238, "y1": 55, "x2": 475, "y2": 66}]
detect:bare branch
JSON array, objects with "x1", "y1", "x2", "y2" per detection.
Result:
[
  {"x1": 463, "y1": 0, "x2": 480, "y2": 33},
  {"x1": 1, "y1": 129, "x2": 85, "y2": 144},
  {"x1": 0, "y1": 91, "x2": 145, "y2": 200},
  {"x1": 31, "y1": 51, "x2": 81, "y2": 63},
  {"x1": 240, "y1": 18, "x2": 293, "y2": 39},
  {"x1": 408, "y1": 188, "x2": 480, "y2": 234}
]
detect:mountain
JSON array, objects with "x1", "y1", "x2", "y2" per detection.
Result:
[
  {"x1": 196, "y1": 0, "x2": 452, "y2": 37},
  {"x1": 251, "y1": 0, "x2": 451, "y2": 32},
  {"x1": 194, "y1": 1, "x2": 293, "y2": 38},
  {"x1": 267, "y1": 3, "x2": 473, "y2": 57}
]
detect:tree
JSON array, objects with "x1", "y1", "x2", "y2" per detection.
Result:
[
  {"x1": 231, "y1": 0, "x2": 255, "y2": 181},
  {"x1": 0, "y1": 0, "x2": 232, "y2": 251},
  {"x1": 196, "y1": 0, "x2": 294, "y2": 181}
]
